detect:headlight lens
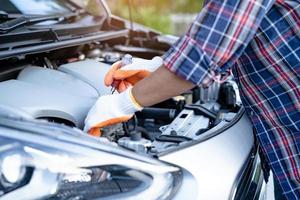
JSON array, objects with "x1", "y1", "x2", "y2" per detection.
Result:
[
  {"x1": 0, "y1": 144, "x2": 34, "y2": 196},
  {"x1": 2, "y1": 153, "x2": 25, "y2": 184},
  {"x1": 0, "y1": 132, "x2": 182, "y2": 200},
  {"x1": 49, "y1": 165, "x2": 149, "y2": 200}
]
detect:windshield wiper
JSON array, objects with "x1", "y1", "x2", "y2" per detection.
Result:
[
  {"x1": 0, "y1": 12, "x2": 82, "y2": 34},
  {"x1": 0, "y1": 10, "x2": 8, "y2": 19}
]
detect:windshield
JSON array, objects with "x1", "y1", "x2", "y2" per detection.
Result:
[{"x1": 0, "y1": 0, "x2": 71, "y2": 15}]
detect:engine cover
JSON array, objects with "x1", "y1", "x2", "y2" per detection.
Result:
[
  {"x1": 58, "y1": 59, "x2": 112, "y2": 95},
  {"x1": 0, "y1": 60, "x2": 115, "y2": 128},
  {"x1": 0, "y1": 80, "x2": 95, "y2": 128},
  {"x1": 18, "y1": 66, "x2": 98, "y2": 98}
]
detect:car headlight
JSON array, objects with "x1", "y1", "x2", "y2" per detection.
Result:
[{"x1": 0, "y1": 132, "x2": 182, "y2": 200}]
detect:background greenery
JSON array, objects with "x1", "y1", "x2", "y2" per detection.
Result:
[{"x1": 106, "y1": 0, "x2": 204, "y2": 34}]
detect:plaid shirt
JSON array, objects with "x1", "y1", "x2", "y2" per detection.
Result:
[{"x1": 162, "y1": 0, "x2": 300, "y2": 199}]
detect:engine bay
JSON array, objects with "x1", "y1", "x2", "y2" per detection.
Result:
[{"x1": 0, "y1": 48, "x2": 242, "y2": 156}]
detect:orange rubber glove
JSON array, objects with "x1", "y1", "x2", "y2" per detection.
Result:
[
  {"x1": 105, "y1": 56, "x2": 163, "y2": 93},
  {"x1": 84, "y1": 87, "x2": 143, "y2": 136}
]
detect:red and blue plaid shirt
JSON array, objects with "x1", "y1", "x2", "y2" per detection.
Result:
[{"x1": 162, "y1": 0, "x2": 300, "y2": 199}]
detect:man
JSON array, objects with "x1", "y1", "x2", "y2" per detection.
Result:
[{"x1": 84, "y1": 0, "x2": 300, "y2": 199}]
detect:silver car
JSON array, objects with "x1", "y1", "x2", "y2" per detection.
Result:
[{"x1": 0, "y1": 0, "x2": 267, "y2": 199}]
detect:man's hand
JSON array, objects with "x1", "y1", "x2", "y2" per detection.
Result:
[
  {"x1": 84, "y1": 88, "x2": 142, "y2": 136},
  {"x1": 84, "y1": 65, "x2": 194, "y2": 137},
  {"x1": 104, "y1": 56, "x2": 163, "y2": 93}
]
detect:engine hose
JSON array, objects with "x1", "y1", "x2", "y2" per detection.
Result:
[
  {"x1": 136, "y1": 108, "x2": 177, "y2": 121},
  {"x1": 135, "y1": 126, "x2": 152, "y2": 140}
]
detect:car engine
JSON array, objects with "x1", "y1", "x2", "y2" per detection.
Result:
[{"x1": 0, "y1": 48, "x2": 242, "y2": 156}]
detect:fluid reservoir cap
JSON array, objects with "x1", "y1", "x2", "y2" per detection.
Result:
[
  {"x1": 170, "y1": 130, "x2": 177, "y2": 136},
  {"x1": 130, "y1": 132, "x2": 142, "y2": 141}
]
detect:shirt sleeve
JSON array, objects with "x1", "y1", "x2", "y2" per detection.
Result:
[{"x1": 162, "y1": 0, "x2": 275, "y2": 85}]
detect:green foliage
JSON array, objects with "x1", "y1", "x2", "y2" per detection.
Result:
[
  {"x1": 107, "y1": 0, "x2": 204, "y2": 34},
  {"x1": 173, "y1": 0, "x2": 204, "y2": 12},
  {"x1": 133, "y1": 7, "x2": 171, "y2": 34},
  {"x1": 115, "y1": 0, "x2": 204, "y2": 12}
]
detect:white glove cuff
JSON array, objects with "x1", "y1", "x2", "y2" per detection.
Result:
[
  {"x1": 126, "y1": 56, "x2": 163, "y2": 72},
  {"x1": 118, "y1": 87, "x2": 143, "y2": 114}
]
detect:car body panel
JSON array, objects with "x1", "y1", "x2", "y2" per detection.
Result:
[{"x1": 161, "y1": 113, "x2": 254, "y2": 200}]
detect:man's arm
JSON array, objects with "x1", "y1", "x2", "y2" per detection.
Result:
[
  {"x1": 132, "y1": 66, "x2": 195, "y2": 107},
  {"x1": 133, "y1": 0, "x2": 276, "y2": 107},
  {"x1": 84, "y1": 0, "x2": 276, "y2": 134},
  {"x1": 162, "y1": 0, "x2": 275, "y2": 85}
]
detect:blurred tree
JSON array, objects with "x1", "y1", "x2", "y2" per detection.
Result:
[
  {"x1": 111, "y1": 0, "x2": 203, "y2": 13},
  {"x1": 107, "y1": 0, "x2": 204, "y2": 34}
]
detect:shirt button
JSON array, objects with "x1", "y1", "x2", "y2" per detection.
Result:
[{"x1": 250, "y1": 111, "x2": 254, "y2": 116}]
